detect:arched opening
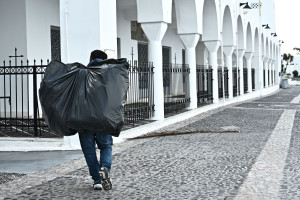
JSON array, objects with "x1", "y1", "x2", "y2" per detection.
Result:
[
  {"x1": 237, "y1": 16, "x2": 245, "y2": 50},
  {"x1": 201, "y1": 0, "x2": 220, "y2": 103},
  {"x1": 202, "y1": 0, "x2": 219, "y2": 41},
  {"x1": 237, "y1": 15, "x2": 245, "y2": 94},
  {"x1": 246, "y1": 23, "x2": 253, "y2": 52},
  {"x1": 220, "y1": 5, "x2": 234, "y2": 99},
  {"x1": 223, "y1": 6, "x2": 234, "y2": 46},
  {"x1": 266, "y1": 38, "x2": 270, "y2": 86},
  {"x1": 253, "y1": 28, "x2": 260, "y2": 90}
]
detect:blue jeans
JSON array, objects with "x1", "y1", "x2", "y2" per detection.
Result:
[{"x1": 79, "y1": 132, "x2": 113, "y2": 181}]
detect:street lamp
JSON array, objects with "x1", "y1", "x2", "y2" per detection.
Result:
[
  {"x1": 240, "y1": 2, "x2": 252, "y2": 9},
  {"x1": 262, "y1": 24, "x2": 271, "y2": 29},
  {"x1": 271, "y1": 33, "x2": 277, "y2": 37}
]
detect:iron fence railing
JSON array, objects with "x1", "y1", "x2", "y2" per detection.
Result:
[
  {"x1": 0, "y1": 59, "x2": 54, "y2": 137},
  {"x1": 125, "y1": 62, "x2": 154, "y2": 126},
  {"x1": 233, "y1": 67, "x2": 240, "y2": 97},
  {"x1": 252, "y1": 68, "x2": 255, "y2": 90},
  {"x1": 196, "y1": 65, "x2": 213, "y2": 105},
  {"x1": 268, "y1": 70, "x2": 270, "y2": 86},
  {"x1": 218, "y1": 67, "x2": 229, "y2": 98},
  {"x1": 271, "y1": 70, "x2": 274, "y2": 85},
  {"x1": 243, "y1": 68, "x2": 248, "y2": 93},
  {"x1": 0, "y1": 59, "x2": 155, "y2": 137},
  {"x1": 263, "y1": 70, "x2": 266, "y2": 87},
  {"x1": 163, "y1": 63, "x2": 190, "y2": 114}
]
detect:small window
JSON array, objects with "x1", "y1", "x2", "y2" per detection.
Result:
[
  {"x1": 117, "y1": 38, "x2": 121, "y2": 59},
  {"x1": 51, "y1": 26, "x2": 61, "y2": 61}
]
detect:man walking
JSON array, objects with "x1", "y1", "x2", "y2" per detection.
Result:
[{"x1": 79, "y1": 50, "x2": 113, "y2": 191}]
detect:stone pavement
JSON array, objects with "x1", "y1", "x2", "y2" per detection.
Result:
[{"x1": 2, "y1": 86, "x2": 300, "y2": 199}]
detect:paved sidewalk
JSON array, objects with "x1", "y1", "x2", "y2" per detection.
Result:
[{"x1": 2, "y1": 86, "x2": 300, "y2": 199}]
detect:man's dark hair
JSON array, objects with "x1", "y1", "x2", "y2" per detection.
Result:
[{"x1": 90, "y1": 50, "x2": 107, "y2": 61}]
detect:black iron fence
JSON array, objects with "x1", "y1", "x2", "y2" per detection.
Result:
[
  {"x1": 271, "y1": 70, "x2": 274, "y2": 85},
  {"x1": 124, "y1": 62, "x2": 154, "y2": 126},
  {"x1": 243, "y1": 68, "x2": 248, "y2": 93},
  {"x1": 233, "y1": 67, "x2": 240, "y2": 97},
  {"x1": 0, "y1": 60, "x2": 54, "y2": 138},
  {"x1": 218, "y1": 67, "x2": 229, "y2": 98},
  {"x1": 196, "y1": 65, "x2": 213, "y2": 105},
  {"x1": 252, "y1": 68, "x2": 255, "y2": 90},
  {"x1": 268, "y1": 70, "x2": 270, "y2": 86},
  {"x1": 0, "y1": 59, "x2": 155, "y2": 137},
  {"x1": 163, "y1": 63, "x2": 190, "y2": 114},
  {"x1": 263, "y1": 70, "x2": 266, "y2": 87}
]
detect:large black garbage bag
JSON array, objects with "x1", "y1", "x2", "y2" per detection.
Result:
[{"x1": 39, "y1": 59, "x2": 129, "y2": 137}]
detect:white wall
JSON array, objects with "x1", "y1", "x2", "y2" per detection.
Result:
[
  {"x1": 0, "y1": 0, "x2": 27, "y2": 117},
  {"x1": 26, "y1": 0, "x2": 60, "y2": 61},
  {"x1": 162, "y1": 27, "x2": 185, "y2": 95},
  {"x1": 162, "y1": 28, "x2": 185, "y2": 64},
  {"x1": 286, "y1": 56, "x2": 300, "y2": 76},
  {"x1": 0, "y1": 0, "x2": 60, "y2": 117},
  {"x1": 0, "y1": 0, "x2": 27, "y2": 62},
  {"x1": 117, "y1": 7, "x2": 138, "y2": 62},
  {"x1": 196, "y1": 41, "x2": 208, "y2": 65}
]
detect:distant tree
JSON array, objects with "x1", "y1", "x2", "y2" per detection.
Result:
[
  {"x1": 293, "y1": 70, "x2": 299, "y2": 77},
  {"x1": 294, "y1": 47, "x2": 300, "y2": 55},
  {"x1": 282, "y1": 53, "x2": 294, "y2": 74}
]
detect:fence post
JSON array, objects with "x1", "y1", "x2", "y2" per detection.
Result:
[{"x1": 33, "y1": 60, "x2": 38, "y2": 137}]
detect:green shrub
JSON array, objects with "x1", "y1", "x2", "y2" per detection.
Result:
[{"x1": 293, "y1": 70, "x2": 299, "y2": 77}]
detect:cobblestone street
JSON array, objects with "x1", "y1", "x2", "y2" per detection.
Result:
[{"x1": 2, "y1": 86, "x2": 300, "y2": 200}]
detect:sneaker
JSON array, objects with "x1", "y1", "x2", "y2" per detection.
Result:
[
  {"x1": 93, "y1": 180, "x2": 103, "y2": 190},
  {"x1": 100, "y1": 167, "x2": 112, "y2": 190}
]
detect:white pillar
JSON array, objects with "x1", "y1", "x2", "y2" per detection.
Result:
[
  {"x1": 223, "y1": 46, "x2": 235, "y2": 99},
  {"x1": 252, "y1": 54, "x2": 259, "y2": 90},
  {"x1": 141, "y1": 22, "x2": 168, "y2": 120},
  {"x1": 272, "y1": 60, "x2": 276, "y2": 85},
  {"x1": 179, "y1": 34, "x2": 200, "y2": 109},
  {"x1": 60, "y1": 0, "x2": 117, "y2": 63},
  {"x1": 244, "y1": 52, "x2": 253, "y2": 93},
  {"x1": 204, "y1": 41, "x2": 221, "y2": 103},
  {"x1": 236, "y1": 50, "x2": 245, "y2": 95},
  {"x1": 268, "y1": 59, "x2": 272, "y2": 87},
  {"x1": 264, "y1": 57, "x2": 269, "y2": 87},
  {"x1": 259, "y1": 55, "x2": 265, "y2": 89}
]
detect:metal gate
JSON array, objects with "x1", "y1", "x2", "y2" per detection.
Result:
[
  {"x1": 163, "y1": 46, "x2": 171, "y2": 95},
  {"x1": 196, "y1": 65, "x2": 213, "y2": 105},
  {"x1": 0, "y1": 59, "x2": 57, "y2": 138}
]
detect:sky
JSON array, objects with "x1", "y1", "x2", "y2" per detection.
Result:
[{"x1": 275, "y1": 0, "x2": 300, "y2": 56}]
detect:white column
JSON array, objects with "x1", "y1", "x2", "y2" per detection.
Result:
[
  {"x1": 180, "y1": 34, "x2": 200, "y2": 109},
  {"x1": 268, "y1": 59, "x2": 272, "y2": 86},
  {"x1": 244, "y1": 52, "x2": 253, "y2": 93},
  {"x1": 204, "y1": 41, "x2": 221, "y2": 103},
  {"x1": 141, "y1": 22, "x2": 168, "y2": 120},
  {"x1": 236, "y1": 49, "x2": 245, "y2": 95},
  {"x1": 272, "y1": 60, "x2": 276, "y2": 85},
  {"x1": 268, "y1": 59, "x2": 272, "y2": 87},
  {"x1": 223, "y1": 46, "x2": 235, "y2": 99},
  {"x1": 60, "y1": 0, "x2": 117, "y2": 63},
  {"x1": 252, "y1": 54, "x2": 260, "y2": 90},
  {"x1": 264, "y1": 57, "x2": 269, "y2": 87},
  {"x1": 259, "y1": 55, "x2": 265, "y2": 89}
]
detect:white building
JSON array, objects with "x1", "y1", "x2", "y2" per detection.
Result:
[
  {"x1": 0, "y1": 0, "x2": 281, "y2": 149},
  {"x1": 286, "y1": 56, "x2": 300, "y2": 76}
]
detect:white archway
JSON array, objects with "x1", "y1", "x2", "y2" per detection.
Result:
[
  {"x1": 202, "y1": 0, "x2": 221, "y2": 103},
  {"x1": 222, "y1": 5, "x2": 235, "y2": 99}
]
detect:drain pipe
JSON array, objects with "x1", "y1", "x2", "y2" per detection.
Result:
[{"x1": 64, "y1": 0, "x2": 70, "y2": 63}]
